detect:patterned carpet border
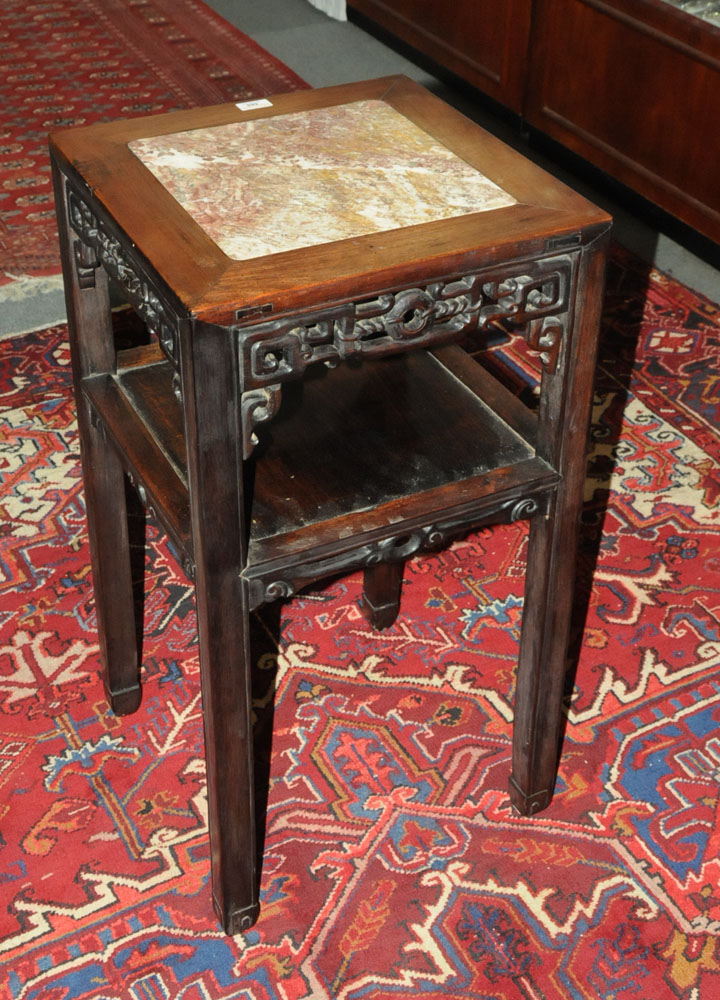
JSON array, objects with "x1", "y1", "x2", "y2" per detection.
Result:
[
  {"x1": 0, "y1": 0, "x2": 308, "y2": 281},
  {"x1": 1, "y1": 245, "x2": 720, "y2": 998}
]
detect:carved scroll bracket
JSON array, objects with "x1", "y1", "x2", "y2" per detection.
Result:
[
  {"x1": 241, "y1": 385, "x2": 282, "y2": 460},
  {"x1": 126, "y1": 470, "x2": 156, "y2": 520},
  {"x1": 74, "y1": 239, "x2": 100, "y2": 289},
  {"x1": 526, "y1": 316, "x2": 564, "y2": 375},
  {"x1": 125, "y1": 467, "x2": 195, "y2": 580}
]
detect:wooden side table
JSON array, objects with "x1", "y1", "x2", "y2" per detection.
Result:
[{"x1": 50, "y1": 76, "x2": 611, "y2": 934}]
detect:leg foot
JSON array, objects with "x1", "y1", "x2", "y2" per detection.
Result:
[
  {"x1": 105, "y1": 682, "x2": 142, "y2": 716},
  {"x1": 361, "y1": 561, "x2": 404, "y2": 630},
  {"x1": 508, "y1": 774, "x2": 552, "y2": 816},
  {"x1": 218, "y1": 898, "x2": 261, "y2": 936}
]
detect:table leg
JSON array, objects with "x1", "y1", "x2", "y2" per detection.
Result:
[
  {"x1": 508, "y1": 499, "x2": 576, "y2": 815},
  {"x1": 193, "y1": 574, "x2": 258, "y2": 934},
  {"x1": 182, "y1": 322, "x2": 258, "y2": 934},
  {"x1": 52, "y1": 168, "x2": 141, "y2": 716},
  {"x1": 82, "y1": 423, "x2": 141, "y2": 716},
  {"x1": 508, "y1": 234, "x2": 608, "y2": 816},
  {"x1": 361, "y1": 561, "x2": 404, "y2": 629}
]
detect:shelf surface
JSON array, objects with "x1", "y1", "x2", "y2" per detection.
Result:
[
  {"x1": 118, "y1": 359, "x2": 187, "y2": 481},
  {"x1": 83, "y1": 362, "x2": 191, "y2": 563},
  {"x1": 98, "y1": 346, "x2": 554, "y2": 572},
  {"x1": 249, "y1": 350, "x2": 535, "y2": 541}
]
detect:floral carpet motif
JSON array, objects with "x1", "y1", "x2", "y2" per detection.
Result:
[
  {"x1": 0, "y1": 244, "x2": 719, "y2": 998},
  {"x1": 0, "y1": 0, "x2": 307, "y2": 281}
]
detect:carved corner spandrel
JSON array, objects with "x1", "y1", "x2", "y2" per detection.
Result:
[
  {"x1": 241, "y1": 385, "x2": 282, "y2": 459},
  {"x1": 480, "y1": 261, "x2": 571, "y2": 376}
]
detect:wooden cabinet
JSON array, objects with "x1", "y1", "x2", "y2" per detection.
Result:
[
  {"x1": 348, "y1": 0, "x2": 532, "y2": 112},
  {"x1": 525, "y1": 0, "x2": 720, "y2": 246},
  {"x1": 350, "y1": 0, "x2": 720, "y2": 246}
]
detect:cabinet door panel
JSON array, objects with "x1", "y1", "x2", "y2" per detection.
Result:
[
  {"x1": 350, "y1": 0, "x2": 532, "y2": 112},
  {"x1": 525, "y1": 0, "x2": 720, "y2": 242}
]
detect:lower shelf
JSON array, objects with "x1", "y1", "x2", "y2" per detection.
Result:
[
  {"x1": 87, "y1": 343, "x2": 557, "y2": 585},
  {"x1": 250, "y1": 346, "x2": 541, "y2": 544}
]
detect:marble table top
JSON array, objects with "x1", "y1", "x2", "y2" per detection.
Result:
[{"x1": 129, "y1": 99, "x2": 516, "y2": 261}]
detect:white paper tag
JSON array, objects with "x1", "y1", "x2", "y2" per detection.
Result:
[{"x1": 235, "y1": 99, "x2": 273, "y2": 111}]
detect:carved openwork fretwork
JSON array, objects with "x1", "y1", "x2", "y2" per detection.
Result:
[
  {"x1": 73, "y1": 239, "x2": 100, "y2": 289},
  {"x1": 353, "y1": 279, "x2": 482, "y2": 345},
  {"x1": 238, "y1": 257, "x2": 572, "y2": 396},
  {"x1": 245, "y1": 493, "x2": 543, "y2": 609},
  {"x1": 236, "y1": 257, "x2": 573, "y2": 456},
  {"x1": 67, "y1": 185, "x2": 181, "y2": 370},
  {"x1": 482, "y1": 271, "x2": 567, "y2": 374}
]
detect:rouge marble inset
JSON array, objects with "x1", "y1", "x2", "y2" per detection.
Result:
[{"x1": 129, "y1": 100, "x2": 517, "y2": 260}]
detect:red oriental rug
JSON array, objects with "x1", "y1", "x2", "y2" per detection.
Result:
[
  {"x1": 0, "y1": 0, "x2": 308, "y2": 282},
  {"x1": 1, "y1": 245, "x2": 719, "y2": 999}
]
